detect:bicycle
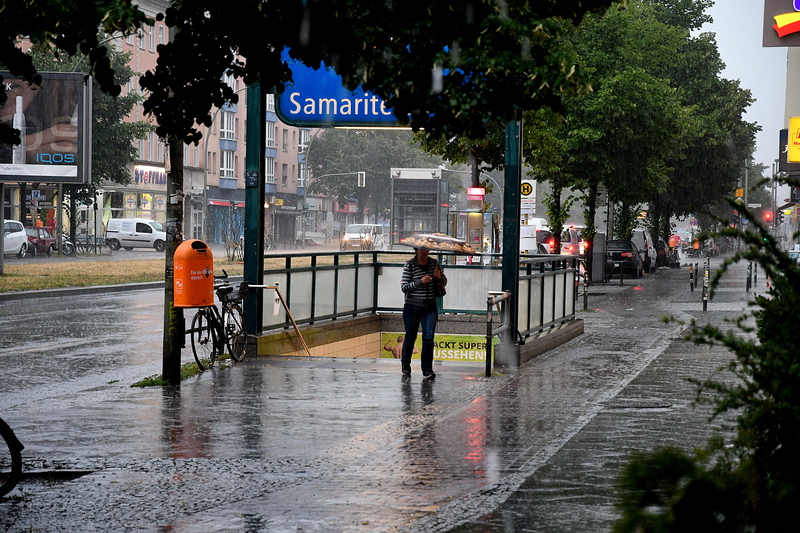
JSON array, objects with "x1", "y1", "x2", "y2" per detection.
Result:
[
  {"x1": 264, "y1": 234, "x2": 275, "y2": 252},
  {"x1": 188, "y1": 270, "x2": 249, "y2": 370},
  {"x1": 0, "y1": 416, "x2": 24, "y2": 497}
]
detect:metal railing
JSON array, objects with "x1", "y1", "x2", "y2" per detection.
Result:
[{"x1": 259, "y1": 250, "x2": 580, "y2": 340}]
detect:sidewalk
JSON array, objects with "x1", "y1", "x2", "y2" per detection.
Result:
[{"x1": 0, "y1": 258, "x2": 762, "y2": 532}]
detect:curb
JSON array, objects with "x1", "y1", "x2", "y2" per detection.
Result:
[{"x1": 0, "y1": 281, "x2": 164, "y2": 302}]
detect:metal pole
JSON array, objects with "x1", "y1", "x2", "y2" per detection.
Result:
[
  {"x1": 690, "y1": 263, "x2": 694, "y2": 292},
  {"x1": 244, "y1": 82, "x2": 265, "y2": 335},
  {"x1": 486, "y1": 297, "x2": 493, "y2": 377},
  {"x1": 702, "y1": 262, "x2": 709, "y2": 312},
  {"x1": 747, "y1": 261, "x2": 751, "y2": 292},
  {"x1": 695, "y1": 262, "x2": 699, "y2": 288},
  {"x1": 0, "y1": 183, "x2": 4, "y2": 275},
  {"x1": 501, "y1": 119, "x2": 522, "y2": 342}
]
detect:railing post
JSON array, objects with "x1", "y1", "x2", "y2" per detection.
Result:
[{"x1": 486, "y1": 296, "x2": 493, "y2": 377}]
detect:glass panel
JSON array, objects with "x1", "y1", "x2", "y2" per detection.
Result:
[
  {"x1": 289, "y1": 271, "x2": 313, "y2": 321},
  {"x1": 336, "y1": 267, "x2": 356, "y2": 314},
  {"x1": 528, "y1": 276, "x2": 542, "y2": 331},
  {"x1": 542, "y1": 276, "x2": 554, "y2": 325},
  {"x1": 554, "y1": 273, "x2": 565, "y2": 320},
  {"x1": 261, "y1": 273, "x2": 288, "y2": 328},
  {"x1": 357, "y1": 265, "x2": 375, "y2": 310},
  {"x1": 517, "y1": 277, "x2": 529, "y2": 333},
  {"x1": 314, "y1": 269, "x2": 336, "y2": 317},
  {"x1": 565, "y1": 271, "x2": 575, "y2": 316}
]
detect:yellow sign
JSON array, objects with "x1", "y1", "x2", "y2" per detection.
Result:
[
  {"x1": 735, "y1": 188, "x2": 744, "y2": 198},
  {"x1": 520, "y1": 182, "x2": 533, "y2": 196},
  {"x1": 789, "y1": 117, "x2": 800, "y2": 163},
  {"x1": 381, "y1": 332, "x2": 498, "y2": 362}
]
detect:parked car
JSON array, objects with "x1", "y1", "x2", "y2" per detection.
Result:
[
  {"x1": 631, "y1": 229, "x2": 656, "y2": 273},
  {"x1": 520, "y1": 226, "x2": 552, "y2": 255},
  {"x1": 106, "y1": 218, "x2": 166, "y2": 252},
  {"x1": 3, "y1": 220, "x2": 28, "y2": 258},
  {"x1": 25, "y1": 227, "x2": 57, "y2": 256},
  {"x1": 606, "y1": 240, "x2": 643, "y2": 278}
]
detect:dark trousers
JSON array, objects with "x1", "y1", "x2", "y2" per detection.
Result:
[{"x1": 402, "y1": 302, "x2": 438, "y2": 374}]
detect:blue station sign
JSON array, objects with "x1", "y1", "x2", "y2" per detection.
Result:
[{"x1": 275, "y1": 48, "x2": 402, "y2": 127}]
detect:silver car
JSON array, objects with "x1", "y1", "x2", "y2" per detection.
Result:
[{"x1": 3, "y1": 220, "x2": 28, "y2": 258}]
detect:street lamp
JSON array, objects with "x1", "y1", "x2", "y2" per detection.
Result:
[{"x1": 202, "y1": 86, "x2": 247, "y2": 242}]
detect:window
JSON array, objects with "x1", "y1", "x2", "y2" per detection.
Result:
[
  {"x1": 136, "y1": 222, "x2": 152, "y2": 234},
  {"x1": 282, "y1": 164, "x2": 288, "y2": 186},
  {"x1": 299, "y1": 163, "x2": 306, "y2": 188},
  {"x1": 299, "y1": 129, "x2": 311, "y2": 152},
  {"x1": 127, "y1": 33, "x2": 134, "y2": 46},
  {"x1": 129, "y1": 76, "x2": 137, "y2": 95},
  {"x1": 147, "y1": 132, "x2": 154, "y2": 161},
  {"x1": 137, "y1": 139, "x2": 144, "y2": 160},
  {"x1": 137, "y1": 28, "x2": 145, "y2": 49},
  {"x1": 266, "y1": 121, "x2": 275, "y2": 148},
  {"x1": 223, "y1": 72, "x2": 235, "y2": 92},
  {"x1": 149, "y1": 25, "x2": 155, "y2": 51},
  {"x1": 194, "y1": 145, "x2": 199, "y2": 167},
  {"x1": 221, "y1": 150, "x2": 234, "y2": 178},
  {"x1": 158, "y1": 26, "x2": 165, "y2": 45},
  {"x1": 265, "y1": 157, "x2": 275, "y2": 184},
  {"x1": 292, "y1": 131, "x2": 296, "y2": 149},
  {"x1": 184, "y1": 143, "x2": 192, "y2": 166},
  {"x1": 220, "y1": 111, "x2": 235, "y2": 140},
  {"x1": 266, "y1": 94, "x2": 275, "y2": 112},
  {"x1": 282, "y1": 129, "x2": 288, "y2": 151},
  {"x1": 157, "y1": 139, "x2": 164, "y2": 162},
  {"x1": 234, "y1": 155, "x2": 239, "y2": 177}
]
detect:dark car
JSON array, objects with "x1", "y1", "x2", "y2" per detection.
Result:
[
  {"x1": 606, "y1": 240, "x2": 643, "y2": 278},
  {"x1": 25, "y1": 227, "x2": 57, "y2": 256}
]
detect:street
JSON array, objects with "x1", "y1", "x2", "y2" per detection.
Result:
[{"x1": 0, "y1": 257, "x2": 761, "y2": 532}]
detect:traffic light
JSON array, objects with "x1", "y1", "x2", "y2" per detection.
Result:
[
  {"x1": 765, "y1": 211, "x2": 772, "y2": 224},
  {"x1": 357, "y1": 172, "x2": 365, "y2": 187},
  {"x1": 777, "y1": 211, "x2": 784, "y2": 225}
]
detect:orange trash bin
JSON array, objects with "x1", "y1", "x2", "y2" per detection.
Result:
[{"x1": 174, "y1": 239, "x2": 214, "y2": 307}]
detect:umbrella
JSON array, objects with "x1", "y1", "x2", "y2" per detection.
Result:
[{"x1": 399, "y1": 233, "x2": 478, "y2": 255}]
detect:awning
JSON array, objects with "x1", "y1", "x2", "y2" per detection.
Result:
[{"x1": 208, "y1": 200, "x2": 245, "y2": 207}]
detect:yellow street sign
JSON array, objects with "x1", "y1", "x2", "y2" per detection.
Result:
[
  {"x1": 520, "y1": 182, "x2": 533, "y2": 196},
  {"x1": 735, "y1": 188, "x2": 744, "y2": 198}
]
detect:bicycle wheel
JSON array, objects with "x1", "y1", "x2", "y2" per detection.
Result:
[
  {"x1": 190, "y1": 308, "x2": 218, "y2": 370},
  {"x1": 0, "y1": 417, "x2": 24, "y2": 498},
  {"x1": 224, "y1": 303, "x2": 248, "y2": 362}
]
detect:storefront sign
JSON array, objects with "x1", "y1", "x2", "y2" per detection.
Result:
[
  {"x1": 764, "y1": 0, "x2": 800, "y2": 47},
  {"x1": 134, "y1": 165, "x2": 167, "y2": 188}
]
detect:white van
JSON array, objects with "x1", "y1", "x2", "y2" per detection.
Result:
[
  {"x1": 632, "y1": 228, "x2": 656, "y2": 273},
  {"x1": 106, "y1": 218, "x2": 167, "y2": 252},
  {"x1": 340, "y1": 224, "x2": 386, "y2": 251}
]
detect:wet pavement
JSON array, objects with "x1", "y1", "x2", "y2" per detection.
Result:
[{"x1": 0, "y1": 256, "x2": 765, "y2": 532}]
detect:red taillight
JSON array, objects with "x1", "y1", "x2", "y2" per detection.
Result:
[{"x1": 621, "y1": 252, "x2": 634, "y2": 258}]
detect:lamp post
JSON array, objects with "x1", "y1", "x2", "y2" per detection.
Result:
[{"x1": 202, "y1": 86, "x2": 247, "y2": 242}]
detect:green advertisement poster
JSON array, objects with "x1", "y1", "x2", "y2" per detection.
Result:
[{"x1": 381, "y1": 332, "x2": 498, "y2": 362}]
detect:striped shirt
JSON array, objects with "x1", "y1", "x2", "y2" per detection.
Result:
[{"x1": 401, "y1": 257, "x2": 447, "y2": 306}]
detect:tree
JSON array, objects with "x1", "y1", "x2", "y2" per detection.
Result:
[{"x1": 306, "y1": 129, "x2": 442, "y2": 222}]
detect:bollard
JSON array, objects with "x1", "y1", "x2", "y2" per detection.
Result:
[
  {"x1": 694, "y1": 263, "x2": 699, "y2": 288},
  {"x1": 583, "y1": 270, "x2": 588, "y2": 311},
  {"x1": 690, "y1": 263, "x2": 694, "y2": 292},
  {"x1": 754, "y1": 262, "x2": 758, "y2": 284},
  {"x1": 746, "y1": 262, "x2": 751, "y2": 292},
  {"x1": 703, "y1": 263, "x2": 709, "y2": 312}
]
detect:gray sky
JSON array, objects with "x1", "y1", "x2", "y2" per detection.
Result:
[{"x1": 702, "y1": 1, "x2": 787, "y2": 176}]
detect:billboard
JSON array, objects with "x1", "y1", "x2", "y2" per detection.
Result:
[
  {"x1": 0, "y1": 71, "x2": 91, "y2": 184},
  {"x1": 764, "y1": 0, "x2": 800, "y2": 47}
]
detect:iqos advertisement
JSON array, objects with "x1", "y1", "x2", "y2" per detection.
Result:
[
  {"x1": 764, "y1": 0, "x2": 800, "y2": 47},
  {"x1": 0, "y1": 71, "x2": 91, "y2": 184}
]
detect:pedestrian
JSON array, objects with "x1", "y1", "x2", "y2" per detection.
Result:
[{"x1": 400, "y1": 246, "x2": 446, "y2": 380}]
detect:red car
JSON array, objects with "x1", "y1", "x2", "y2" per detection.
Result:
[{"x1": 25, "y1": 227, "x2": 57, "y2": 256}]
